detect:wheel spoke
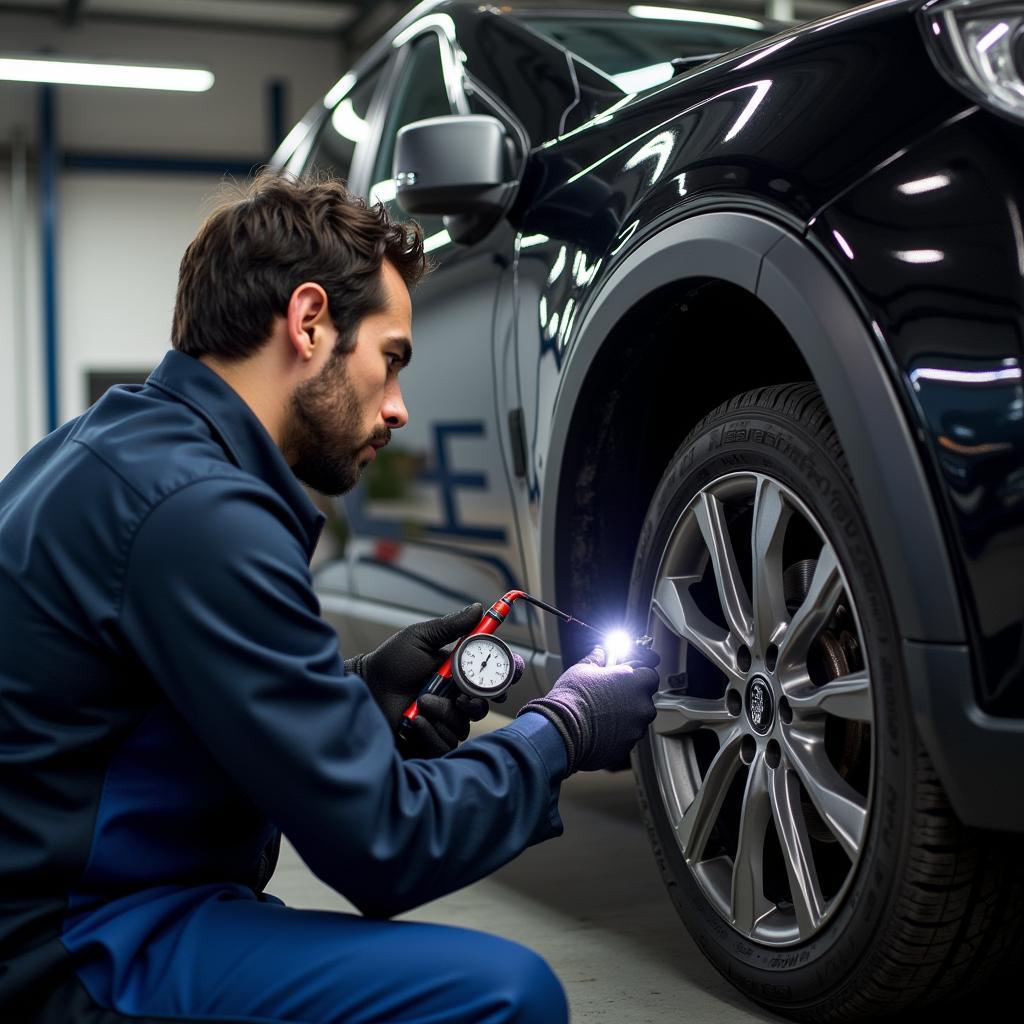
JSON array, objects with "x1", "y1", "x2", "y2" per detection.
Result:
[
  {"x1": 750, "y1": 477, "x2": 791, "y2": 652},
  {"x1": 768, "y1": 758, "x2": 827, "y2": 939},
  {"x1": 730, "y1": 757, "x2": 773, "y2": 934},
  {"x1": 782, "y1": 726, "x2": 867, "y2": 861},
  {"x1": 777, "y1": 546, "x2": 843, "y2": 672},
  {"x1": 676, "y1": 726, "x2": 744, "y2": 862},
  {"x1": 785, "y1": 670, "x2": 872, "y2": 723},
  {"x1": 653, "y1": 692, "x2": 733, "y2": 736},
  {"x1": 695, "y1": 491, "x2": 753, "y2": 646},
  {"x1": 652, "y1": 575, "x2": 739, "y2": 680}
]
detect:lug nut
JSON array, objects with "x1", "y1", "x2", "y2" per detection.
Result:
[
  {"x1": 765, "y1": 644, "x2": 779, "y2": 672},
  {"x1": 741, "y1": 734, "x2": 756, "y2": 765},
  {"x1": 765, "y1": 739, "x2": 781, "y2": 769},
  {"x1": 727, "y1": 690, "x2": 742, "y2": 716},
  {"x1": 737, "y1": 645, "x2": 752, "y2": 673}
]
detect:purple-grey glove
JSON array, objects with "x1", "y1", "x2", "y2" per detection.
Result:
[
  {"x1": 517, "y1": 645, "x2": 660, "y2": 774},
  {"x1": 345, "y1": 603, "x2": 523, "y2": 758}
]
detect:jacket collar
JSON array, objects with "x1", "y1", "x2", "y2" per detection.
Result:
[{"x1": 147, "y1": 350, "x2": 325, "y2": 555}]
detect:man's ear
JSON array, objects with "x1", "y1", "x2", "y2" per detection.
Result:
[{"x1": 286, "y1": 282, "x2": 331, "y2": 361}]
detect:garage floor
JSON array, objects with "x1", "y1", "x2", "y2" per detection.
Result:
[{"x1": 271, "y1": 717, "x2": 997, "y2": 1024}]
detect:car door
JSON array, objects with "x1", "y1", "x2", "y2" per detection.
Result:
[{"x1": 313, "y1": 29, "x2": 535, "y2": 655}]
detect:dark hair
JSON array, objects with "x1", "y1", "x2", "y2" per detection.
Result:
[{"x1": 172, "y1": 170, "x2": 426, "y2": 361}]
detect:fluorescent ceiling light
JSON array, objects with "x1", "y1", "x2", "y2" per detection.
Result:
[
  {"x1": 628, "y1": 6, "x2": 764, "y2": 30},
  {"x1": 897, "y1": 174, "x2": 951, "y2": 195},
  {"x1": 910, "y1": 365, "x2": 1022, "y2": 385},
  {"x1": 369, "y1": 179, "x2": 397, "y2": 205},
  {"x1": 393, "y1": 12, "x2": 457, "y2": 48},
  {"x1": 324, "y1": 72, "x2": 356, "y2": 110},
  {"x1": 0, "y1": 56, "x2": 213, "y2": 91},
  {"x1": 423, "y1": 230, "x2": 451, "y2": 253},
  {"x1": 332, "y1": 98, "x2": 369, "y2": 143},
  {"x1": 977, "y1": 21, "x2": 1010, "y2": 54},
  {"x1": 612, "y1": 62, "x2": 675, "y2": 92},
  {"x1": 723, "y1": 79, "x2": 771, "y2": 141},
  {"x1": 893, "y1": 249, "x2": 945, "y2": 264},
  {"x1": 833, "y1": 230, "x2": 855, "y2": 260}
]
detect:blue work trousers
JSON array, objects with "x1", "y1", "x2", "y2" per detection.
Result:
[{"x1": 37, "y1": 887, "x2": 569, "y2": 1024}]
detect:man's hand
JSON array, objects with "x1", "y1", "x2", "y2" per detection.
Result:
[
  {"x1": 345, "y1": 603, "x2": 522, "y2": 758},
  {"x1": 516, "y1": 645, "x2": 660, "y2": 774}
]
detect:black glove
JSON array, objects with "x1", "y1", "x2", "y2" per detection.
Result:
[
  {"x1": 517, "y1": 645, "x2": 660, "y2": 774},
  {"x1": 345, "y1": 603, "x2": 520, "y2": 758}
]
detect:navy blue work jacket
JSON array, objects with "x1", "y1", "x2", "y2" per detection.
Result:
[{"x1": 0, "y1": 350, "x2": 567, "y2": 1008}]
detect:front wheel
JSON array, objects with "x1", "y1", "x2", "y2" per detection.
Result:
[{"x1": 629, "y1": 383, "x2": 1021, "y2": 1020}]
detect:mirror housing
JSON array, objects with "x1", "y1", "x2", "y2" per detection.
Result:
[{"x1": 393, "y1": 114, "x2": 517, "y2": 244}]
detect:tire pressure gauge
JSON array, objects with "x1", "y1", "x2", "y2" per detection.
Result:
[
  {"x1": 452, "y1": 634, "x2": 516, "y2": 700},
  {"x1": 400, "y1": 588, "x2": 648, "y2": 744}
]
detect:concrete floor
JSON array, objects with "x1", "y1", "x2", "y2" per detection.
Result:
[{"x1": 270, "y1": 716, "x2": 1001, "y2": 1024}]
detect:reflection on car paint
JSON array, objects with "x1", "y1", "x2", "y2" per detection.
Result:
[
  {"x1": 623, "y1": 129, "x2": 677, "y2": 184},
  {"x1": 909, "y1": 356, "x2": 1024, "y2": 706}
]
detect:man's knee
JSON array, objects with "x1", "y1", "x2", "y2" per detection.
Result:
[{"x1": 485, "y1": 940, "x2": 568, "y2": 1024}]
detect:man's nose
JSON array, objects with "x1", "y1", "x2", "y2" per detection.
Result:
[{"x1": 382, "y1": 382, "x2": 408, "y2": 429}]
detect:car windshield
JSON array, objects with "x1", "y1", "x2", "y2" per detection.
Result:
[{"x1": 520, "y1": 10, "x2": 776, "y2": 92}]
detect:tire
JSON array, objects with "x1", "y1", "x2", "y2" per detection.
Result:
[{"x1": 628, "y1": 383, "x2": 1024, "y2": 1021}]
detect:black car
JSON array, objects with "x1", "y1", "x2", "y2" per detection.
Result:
[{"x1": 272, "y1": 2, "x2": 1024, "y2": 1019}]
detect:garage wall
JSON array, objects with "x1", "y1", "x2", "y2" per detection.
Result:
[
  {"x1": 57, "y1": 173, "x2": 223, "y2": 420},
  {"x1": 0, "y1": 12, "x2": 343, "y2": 475},
  {"x1": 0, "y1": 163, "x2": 44, "y2": 472}
]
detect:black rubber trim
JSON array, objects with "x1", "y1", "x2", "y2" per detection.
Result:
[{"x1": 903, "y1": 640, "x2": 1024, "y2": 831}]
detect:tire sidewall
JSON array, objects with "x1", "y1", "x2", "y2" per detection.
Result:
[{"x1": 629, "y1": 398, "x2": 915, "y2": 1009}]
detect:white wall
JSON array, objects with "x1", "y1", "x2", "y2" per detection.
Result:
[
  {"x1": 0, "y1": 12, "x2": 343, "y2": 475},
  {"x1": 57, "y1": 173, "x2": 220, "y2": 419},
  {"x1": 0, "y1": 167, "x2": 45, "y2": 471}
]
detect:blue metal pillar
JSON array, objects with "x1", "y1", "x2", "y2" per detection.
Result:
[{"x1": 267, "y1": 79, "x2": 286, "y2": 158}]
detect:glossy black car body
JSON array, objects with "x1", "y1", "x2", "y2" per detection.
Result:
[{"x1": 275, "y1": 0, "x2": 1023, "y2": 832}]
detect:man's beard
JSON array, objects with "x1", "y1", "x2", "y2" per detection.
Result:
[{"x1": 282, "y1": 347, "x2": 389, "y2": 496}]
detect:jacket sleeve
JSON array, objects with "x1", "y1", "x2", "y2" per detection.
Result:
[{"x1": 118, "y1": 476, "x2": 567, "y2": 918}]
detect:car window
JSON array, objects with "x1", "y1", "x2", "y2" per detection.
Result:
[
  {"x1": 306, "y1": 65, "x2": 384, "y2": 192},
  {"x1": 368, "y1": 34, "x2": 452, "y2": 245},
  {"x1": 521, "y1": 15, "x2": 775, "y2": 91}
]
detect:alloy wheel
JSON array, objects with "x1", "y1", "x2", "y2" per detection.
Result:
[{"x1": 647, "y1": 472, "x2": 873, "y2": 947}]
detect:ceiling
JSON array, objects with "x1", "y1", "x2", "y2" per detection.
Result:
[
  {"x1": 0, "y1": 0, "x2": 369, "y2": 33},
  {"x1": 0, "y1": 1, "x2": 856, "y2": 46}
]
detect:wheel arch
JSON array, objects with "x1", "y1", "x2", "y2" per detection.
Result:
[{"x1": 540, "y1": 212, "x2": 965, "y2": 670}]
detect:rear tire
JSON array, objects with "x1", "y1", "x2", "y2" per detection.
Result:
[{"x1": 629, "y1": 383, "x2": 1023, "y2": 1020}]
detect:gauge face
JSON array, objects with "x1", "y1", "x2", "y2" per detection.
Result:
[{"x1": 454, "y1": 635, "x2": 514, "y2": 698}]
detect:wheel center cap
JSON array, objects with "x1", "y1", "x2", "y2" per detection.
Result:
[{"x1": 746, "y1": 676, "x2": 774, "y2": 735}]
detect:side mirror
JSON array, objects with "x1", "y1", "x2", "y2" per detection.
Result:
[{"x1": 393, "y1": 114, "x2": 517, "y2": 244}]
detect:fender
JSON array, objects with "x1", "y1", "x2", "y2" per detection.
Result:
[{"x1": 539, "y1": 211, "x2": 965, "y2": 649}]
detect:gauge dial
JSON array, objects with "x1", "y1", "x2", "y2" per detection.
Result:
[{"x1": 453, "y1": 635, "x2": 515, "y2": 699}]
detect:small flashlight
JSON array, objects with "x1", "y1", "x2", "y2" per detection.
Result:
[{"x1": 604, "y1": 629, "x2": 635, "y2": 667}]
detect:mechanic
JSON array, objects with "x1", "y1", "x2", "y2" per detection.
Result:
[{"x1": 0, "y1": 172, "x2": 660, "y2": 1024}]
